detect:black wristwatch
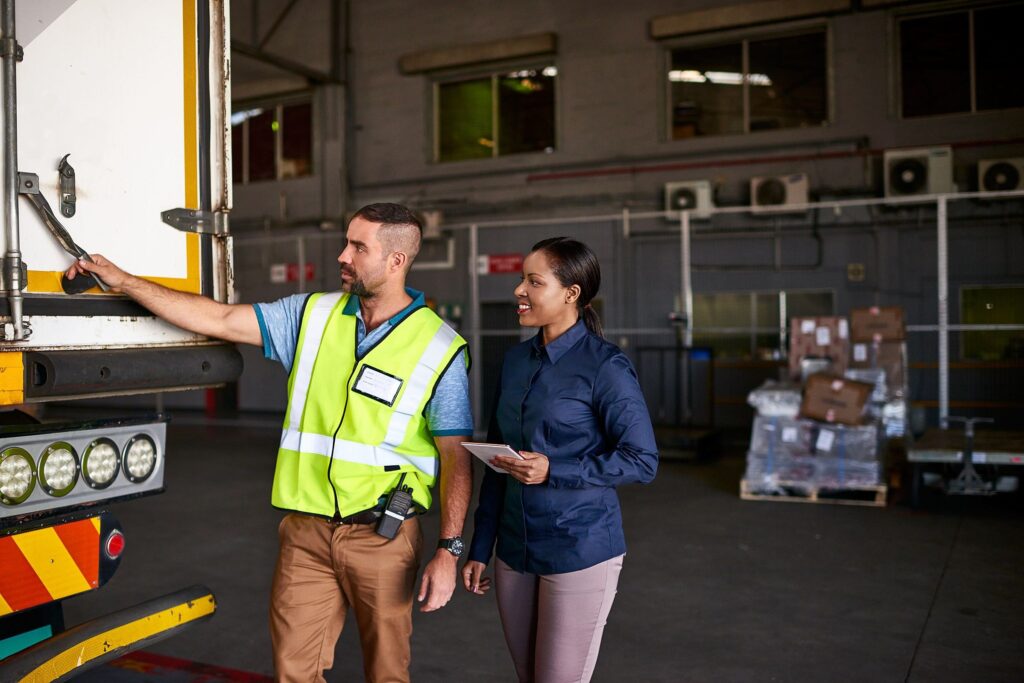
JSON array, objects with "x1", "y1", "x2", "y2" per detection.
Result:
[{"x1": 437, "y1": 537, "x2": 464, "y2": 557}]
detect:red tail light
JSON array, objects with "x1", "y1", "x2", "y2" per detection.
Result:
[{"x1": 105, "y1": 529, "x2": 125, "y2": 559}]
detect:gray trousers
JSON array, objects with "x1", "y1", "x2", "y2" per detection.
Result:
[{"x1": 495, "y1": 555, "x2": 624, "y2": 683}]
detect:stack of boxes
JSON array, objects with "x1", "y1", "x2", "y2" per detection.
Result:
[
  {"x1": 742, "y1": 307, "x2": 908, "y2": 497},
  {"x1": 849, "y1": 307, "x2": 909, "y2": 438},
  {"x1": 787, "y1": 316, "x2": 850, "y2": 380}
]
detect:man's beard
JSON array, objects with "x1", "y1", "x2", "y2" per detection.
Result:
[{"x1": 341, "y1": 267, "x2": 378, "y2": 298}]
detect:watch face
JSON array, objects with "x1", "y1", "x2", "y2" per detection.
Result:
[{"x1": 441, "y1": 537, "x2": 464, "y2": 556}]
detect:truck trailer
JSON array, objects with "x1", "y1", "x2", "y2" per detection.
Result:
[{"x1": 0, "y1": 0, "x2": 238, "y2": 678}]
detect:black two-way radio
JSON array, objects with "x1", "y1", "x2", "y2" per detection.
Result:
[{"x1": 376, "y1": 473, "x2": 413, "y2": 539}]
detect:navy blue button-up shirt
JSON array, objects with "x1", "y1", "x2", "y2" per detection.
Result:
[{"x1": 468, "y1": 319, "x2": 658, "y2": 574}]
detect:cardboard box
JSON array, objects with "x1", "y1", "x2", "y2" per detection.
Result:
[
  {"x1": 799, "y1": 374, "x2": 873, "y2": 425},
  {"x1": 851, "y1": 340, "x2": 907, "y2": 398},
  {"x1": 851, "y1": 306, "x2": 905, "y2": 342},
  {"x1": 788, "y1": 317, "x2": 850, "y2": 379}
]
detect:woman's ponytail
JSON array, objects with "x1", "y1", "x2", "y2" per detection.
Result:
[{"x1": 582, "y1": 302, "x2": 603, "y2": 338}]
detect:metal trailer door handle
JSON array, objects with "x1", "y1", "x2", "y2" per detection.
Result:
[{"x1": 16, "y1": 171, "x2": 108, "y2": 293}]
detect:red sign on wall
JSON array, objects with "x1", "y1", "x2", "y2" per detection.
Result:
[
  {"x1": 270, "y1": 262, "x2": 315, "y2": 284},
  {"x1": 287, "y1": 262, "x2": 316, "y2": 282},
  {"x1": 477, "y1": 253, "x2": 524, "y2": 275}
]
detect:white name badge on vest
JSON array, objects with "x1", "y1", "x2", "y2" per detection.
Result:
[{"x1": 353, "y1": 365, "x2": 404, "y2": 407}]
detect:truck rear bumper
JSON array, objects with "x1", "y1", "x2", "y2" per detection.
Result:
[
  {"x1": 0, "y1": 584, "x2": 216, "y2": 682},
  {"x1": 24, "y1": 343, "x2": 243, "y2": 401}
]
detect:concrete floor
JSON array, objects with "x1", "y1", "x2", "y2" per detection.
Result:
[{"x1": 61, "y1": 415, "x2": 1024, "y2": 682}]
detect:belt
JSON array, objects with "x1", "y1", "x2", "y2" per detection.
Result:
[
  {"x1": 329, "y1": 509, "x2": 382, "y2": 526},
  {"x1": 324, "y1": 505, "x2": 423, "y2": 527}
]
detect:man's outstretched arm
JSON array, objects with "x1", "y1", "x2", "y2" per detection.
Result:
[{"x1": 66, "y1": 255, "x2": 262, "y2": 346}]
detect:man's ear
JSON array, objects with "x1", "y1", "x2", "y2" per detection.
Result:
[{"x1": 391, "y1": 251, "x2": 408, "y2": 273}]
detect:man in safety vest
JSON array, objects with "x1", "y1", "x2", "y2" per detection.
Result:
[{"x1": 67, "y1": 203, "x2": 474, "y2": 683}]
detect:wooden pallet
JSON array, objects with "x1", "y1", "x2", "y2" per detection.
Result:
[{"x1": 740, "y1": 478, "x2": 888, "y2": 507}]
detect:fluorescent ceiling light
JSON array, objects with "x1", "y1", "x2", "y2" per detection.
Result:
[{"x1": 669, "y1": 70, "x2": 772, "y2": 86}]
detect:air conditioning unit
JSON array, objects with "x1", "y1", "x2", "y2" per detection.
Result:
[
  {"x1": 750, "y1": 173, "x2": 809, "y2": 210},
  {"x1": 978, "y1": 158, "x2": 1024, "y2": 193},
  {"x1": 883, "y1": 146, "x2": 954, "y2": 198},
  {"x1": 664, "y1": 180, "x2": 713, "y2": 219}
]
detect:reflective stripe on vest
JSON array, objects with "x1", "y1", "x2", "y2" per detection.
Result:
[
  {"x1": 278, "y1": 430, "x2": 439, "y2": 478},
  {"x1": 381, "y1": 323, "x2": 458, "y2": 450},
  {"x1": 284, "y1": 291, "x2": 344, "y2": 433}
]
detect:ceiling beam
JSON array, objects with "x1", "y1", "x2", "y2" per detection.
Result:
[
  {"x1": 258, "y1": 0, "x2": 302, "y2": 49},
  {"x1": 231, "y1": 40, "x2": 339, "y2": 85}
]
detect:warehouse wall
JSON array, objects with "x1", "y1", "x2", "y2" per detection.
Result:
[
  {"x1": 224, "y1": 0, "x2": 1023, "y2": 427},
  {"x1": 229, "y1": 1, "x2": 1024, "y2": 221}
]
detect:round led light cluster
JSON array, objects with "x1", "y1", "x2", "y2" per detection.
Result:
[
  {"x1": 39, "y1": 442, "x2": 79, "y2": 497},
  {"x1": 0, "y1": 447, "x2": 36, "y2": 505},
  {"x1": 123, "y1": 435, "x2": 157, "y2": 483},
  {"x1": 82, "y1": 438, "x2": 120, "y2": 489}
]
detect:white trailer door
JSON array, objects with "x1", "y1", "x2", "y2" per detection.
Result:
[
  {"x1": 15, "y1": 0, "x2": 203, "y2": 296},
  {"x1": 0, "y1": 0, "x2": 231, "y2": 351}
]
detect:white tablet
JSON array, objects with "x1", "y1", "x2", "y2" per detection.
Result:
[{"x1": 461, "y1": 442, "x2": 524, "y2": 473}]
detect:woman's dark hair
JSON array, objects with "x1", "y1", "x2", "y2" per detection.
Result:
[{"x1": 531, "y1": 237, "x2": 603, "y2": 337}]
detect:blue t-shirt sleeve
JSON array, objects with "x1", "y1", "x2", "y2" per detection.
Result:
[
  {"x1": 252, "y1": 294, "x2": 311, "y2": 373},
  {"x1": 425, "y1": 348, "x2": 473, "y2": 437}
]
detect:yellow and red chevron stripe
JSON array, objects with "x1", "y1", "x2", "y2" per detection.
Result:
[{"x1": 0, "y1": 517, "x2": 101, "y2": 616}]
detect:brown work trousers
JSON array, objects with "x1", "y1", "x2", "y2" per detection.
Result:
[{"x1": 270, "y1": 512, "x2": 423, "y2": 683}]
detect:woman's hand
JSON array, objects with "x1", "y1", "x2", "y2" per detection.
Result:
[
  {"x1": 492, "y1": 451, "x2": 549, "y2": 485},
  {"x1": 462, "y1": 560, "x2": 491, "y2": 595}
]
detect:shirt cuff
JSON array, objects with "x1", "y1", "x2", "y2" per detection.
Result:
[
  {"x1": 467, "y1": 537, "x2": 495, "y2": 565},
  {"x1": 546, "y1": 456, "x2": 581, "y2": 489}
]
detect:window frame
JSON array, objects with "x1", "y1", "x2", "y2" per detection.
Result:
[
  {"x1": 691, "y1": 287, "x2": 836, "y2": 360},
  {"x1": 660, "y1": 19, "x2": 833, "y2": 142},
  {"x1": 958, "y1": 282, "x2": 1024, "y2": 361},
  {"x1": 231, "y1": 91, "x2": 315, "y2": 185},
  {"x1": 430, "y1": 59, "x2": 560, "y2": 164},
  {"x1": 894, "y1": 1, "x2": 1024, "y2": 120}
]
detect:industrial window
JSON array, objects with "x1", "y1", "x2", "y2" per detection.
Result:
[
  {"x1": 692, "y1": 290, "x2": 833, "y2": 359},
  {"x1": 960, "y1": 285, "x2": 1024, "y2": 361},
  {"x1": 231, "y1": 100, "x2": 313, "y2": 184},
  {"x1": 899, "y1": 3, "x2": 1024, "y2": 118},
  {"x1": 667, "y1": 28, "x2": 828, "y2": 139},
  {"x1": 435, "y1": 66, "x2": 557, "y2": 162}
]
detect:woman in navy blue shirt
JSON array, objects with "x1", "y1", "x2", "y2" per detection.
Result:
[{"x1": 462, "y1": 237, "x2": 658, "y2": 683}]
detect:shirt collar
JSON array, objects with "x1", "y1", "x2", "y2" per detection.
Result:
[
  {"x1": 344, "y1": 287, "x2": 425, "y2": 327},
  {"x1": 532, "y1": 317, "x2": 588, "y2": 364}
]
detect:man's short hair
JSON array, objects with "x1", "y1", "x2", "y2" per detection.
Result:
[{"x1": 352, "y1": 203, "x2": 422, "y2": 268}]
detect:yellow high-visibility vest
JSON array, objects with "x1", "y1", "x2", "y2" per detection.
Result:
[{"x1": 271, "y1": 292, "x2": 467, "y2": 517}]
